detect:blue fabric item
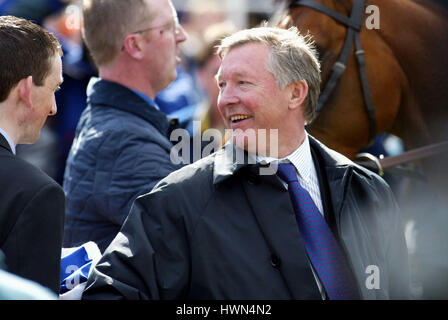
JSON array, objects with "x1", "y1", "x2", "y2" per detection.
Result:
[
  {"x1": 63, "y1": 78, "x2": 183, "y2": 253},
  {"x1": 168, "y1": 103, "x2": 198, "y2": 135},
  {"x1": 46, "y1": 0, "x2": 64, "y2": 12},
  {"x1": 0, "y1": 0, "x2": 16, "y2": 13},
  {"x1": 130, "y1": 89, "x2": 160, "y2": 111},
  {"x1": 155, "y1": 66, "x2": 201, "y2": 114},
  {"x1": 60, "y1": 246, "x2": 92, "y2": 294},
  {"x1": 0, "y1": 0, "x2": 65, "y2": 24},
  {"x1": 277, "y1": 163, "x2": 357, "y2": 300}
]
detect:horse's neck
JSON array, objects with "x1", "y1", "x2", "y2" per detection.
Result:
[
  {"x1": 431, "y1": 0, "x2": 448, "y2": 9},
  {"x1": 376, "y1": 0, "x2": 448, "y2": 61},
  {"x1": 375, "y1": 0, "x2": 448, "y2": 142}
]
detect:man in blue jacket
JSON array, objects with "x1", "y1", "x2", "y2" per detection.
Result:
[{"x1": 63, "y1": 0, "x2": 187, "y2": 253}]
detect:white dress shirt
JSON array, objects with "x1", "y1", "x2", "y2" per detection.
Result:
[{"x1": 257, "y1": 132, "x2": 324, "y2": 215}]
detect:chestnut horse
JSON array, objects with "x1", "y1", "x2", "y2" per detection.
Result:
[
  {"x1": 277, "y1": 0, "x2": 448, "y2": 201},
  {"x1": 277, "y1": 0, "x2": 448, "y2": 298}
]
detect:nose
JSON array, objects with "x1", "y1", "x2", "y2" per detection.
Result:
[
  {"x1": 176, "y1": 24, "x2": 188, "y2": 43},
  {"x1": 49, "y1": 102, "x2": 57, "y2": 116},
  {"x1": 217, "y1": 84, "x2": 240, "y2": 108},
  {"x1": 217, "y1": 84, "x2": 240, "y2": 118}
]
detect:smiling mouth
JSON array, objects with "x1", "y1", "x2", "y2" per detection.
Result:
[{"x1": 230, "y1": 115, "x2": 250, "y2": 123}]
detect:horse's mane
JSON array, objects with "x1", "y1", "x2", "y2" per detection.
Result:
[{"x1": 432, "y1": 0, "x2": 448, "y2": 8}]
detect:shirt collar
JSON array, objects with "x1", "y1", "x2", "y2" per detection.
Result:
[
  {"x1": 0, "y1": 127, "x2": 16, "y2": 155},
  {"x1": 88, "y1": 78, "x2": 175, "y2": 137},
  {"x1": 257, "y1": 132, "x2": 313, "y2": 181},
  {"x1": 129, "y1": 89, "x2": 160, "y2": 111}
]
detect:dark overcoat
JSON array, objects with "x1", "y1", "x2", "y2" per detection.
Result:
[{"x1": 83, "y1": 136, "x2": 410, "y2": 299}]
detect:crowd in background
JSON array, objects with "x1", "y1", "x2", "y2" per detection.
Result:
[{"x1": 0, "y1": 0, "x2": 274, "y2": 184}]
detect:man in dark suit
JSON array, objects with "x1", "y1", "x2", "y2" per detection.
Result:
[
  {"x1": 83, "y1": 26, "x2": 410, "y2": 300},
  {"x1": 0, "y1": 15, "x2": 65, "y2": 294}
]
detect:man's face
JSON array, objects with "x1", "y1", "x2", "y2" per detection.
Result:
[
  {"x1": 216, "y1": 42, "x2": 294, "y2": 155},
  {"x1": 142, "y1": 0, "x2": 187, "y2": 93},
  {"x1": 25, "y1": 53, "x2": 63, "y2": 144}
]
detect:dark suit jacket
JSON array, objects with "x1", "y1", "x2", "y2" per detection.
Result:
[
  {"x1": 84, "y1": 136, "x2": 410, "y2": 300},
  {"x1": 0, "y1": 133, "x2": 65, "y2": 293}
]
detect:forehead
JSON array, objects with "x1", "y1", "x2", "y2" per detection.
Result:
[
  {"x1": 46, "y1": 53, "x2": 63, "y2": 84},
  {"x1": 146, "y1": 0, "x2": 176, "y2": 22},
  {"x1": 217, "y1": 42, "x2": 271, "y2": 79}
]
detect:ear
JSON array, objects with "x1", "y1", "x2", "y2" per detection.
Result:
[
  {"x1": 288, "y1": 80, "x2": 308, "y2": 110},
  {"x1": 122, "y1": 34, "x2": 146, "y2": 60},
  {"x1": 18, "y1": 76, "x2": 33, "y2": 108}
]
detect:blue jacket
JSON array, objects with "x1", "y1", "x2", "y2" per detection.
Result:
[{"x1": 63, "y1": 78, "x2": 183, "y2": 252}]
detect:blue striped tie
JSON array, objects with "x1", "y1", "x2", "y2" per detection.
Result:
[{"x1": 277, "y1": 162, "x2": 358, "y2": 299}]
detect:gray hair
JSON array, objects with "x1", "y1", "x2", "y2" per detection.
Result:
[{"x1": 217, "y1": 26, "x2": 321, "y2": 124}]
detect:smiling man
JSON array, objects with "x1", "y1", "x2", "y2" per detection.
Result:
[
  {"x1": 216, "y1": 40, "x2": 311, "y2": 157},
  {"x1": 0, "y1": 15, "x2": 65, "y2": 294},
  {"x1": 83, "y1": 26, "x2": 409, "y2": 300}
]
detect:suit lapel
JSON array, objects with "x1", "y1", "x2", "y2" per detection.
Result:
[
  {"x1": 308, "y1": 136, "x2": 364, "y2": 298},
  {"x1": 240, "y1": 165, "x2": 322, "y2": 299},
  {"x1": 325, "y1": 165, "x2": 353, "y2": 229},
  {"x1": 308, "y1": 136, "x2": 353, "y2": 230},
  {"x1": 0, "y1": 132, "x2": 13, "y2": 154}
]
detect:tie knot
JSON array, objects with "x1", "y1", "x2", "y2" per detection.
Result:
[{"x1": 277, "y1": 163, "x2": 299, "y2": 183}]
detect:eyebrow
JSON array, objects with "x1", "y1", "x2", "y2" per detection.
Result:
[
  {"x1": 215, "y1": 71, "x2": 250, "y2": 82},
  {"x1": 53, "y1": 77, "x2": 64, "y2": 90}
]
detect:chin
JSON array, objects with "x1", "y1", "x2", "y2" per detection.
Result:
[
  {"x1": 163, "y1": 71, "x2": 177, "y2": 90},
  {"x1": 171, "y1": 70, "x2": 178, "y2": 82},
  {"x1": 25, "y1": 132, "x2": 40, "y2": 144},
  {"x1": 232, "y1": 129, "x2": 258, "y2": 154}
]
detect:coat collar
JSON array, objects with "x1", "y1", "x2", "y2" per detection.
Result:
[
  {"x1": 212, "y1": 135, "x2": 366, "y2": 218},
  {"x1": 307, "y1": 135, "x2": 375, "y2": 220},
  {"x1": 213, "y1": 135, "x2": 356, "y2": 181},
  {"x1": 212, "y1": 142, "x2": 256, "y2": 185},
  {"x1": 86, "y1": 77, "x2": 179, "y2": 137}
]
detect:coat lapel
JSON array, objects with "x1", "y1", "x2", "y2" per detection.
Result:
[
  {"x1": 308, "y1": 136, "x2": 354, "y2": 228},
  {"x1": 240, "y1": 164, "x2": 322, "y2": 299},
  {"x1": 213, "y1": 143, "x2": 256, "y2": 184},
  {"x1": 325, "y1": 165, "x2": 353, "y2": 228},
  {"x1": 309, "y1": 136, "x2": 369, "y2": 298}
]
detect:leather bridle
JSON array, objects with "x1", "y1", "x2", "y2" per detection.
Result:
[
  {"x1": 290, "y1": 0, "x2": 377, "y2": 144},
  {"x1": 288, "y1": 1, "x2": 448, "y2": 175}
]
